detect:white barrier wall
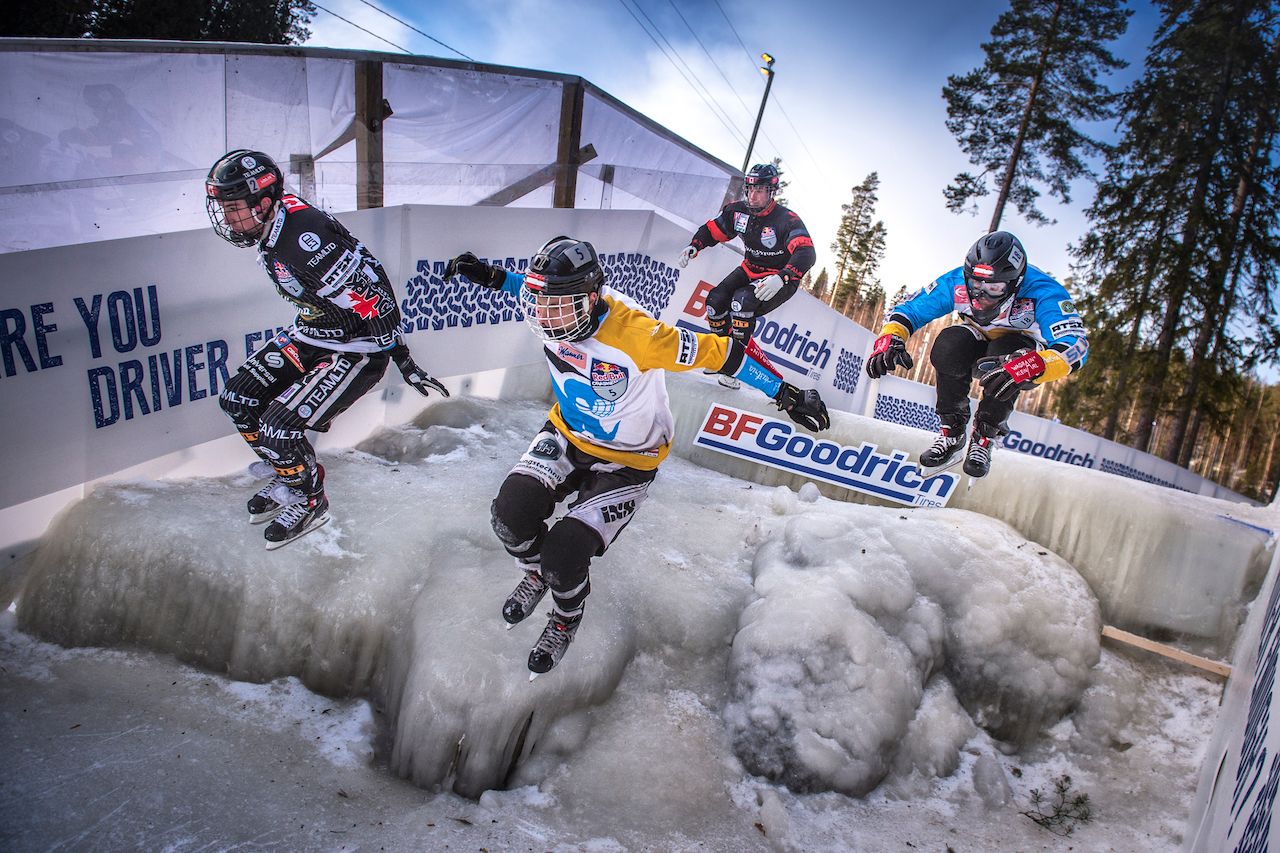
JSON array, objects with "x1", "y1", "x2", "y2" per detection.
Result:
[
  {"x1": 1187, "y1": 547, "x2": 1280, "y2": 851},
  {"x1": 0, "y1": 204, "x2": 1247, "y2": 553}
]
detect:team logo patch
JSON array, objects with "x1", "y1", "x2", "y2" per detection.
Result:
[
  {"x1": 241, "y1": 155, "x2": 258, "y2": 169},
  {"x1": 676, "y1": 328, "x2": 698, "y2": 366},
  {"x1": 760, "y1": 226, "x2": 777, "y2": 249},
  {"x1": 556, "y1": 342, "x2": 588, "y2": 371},
  {"x1": 531, "y1": 437, "x2": 561, "y2": 460},
  {"x1": 1059, "y1": 299, "x2": 1077, "y2": 315},
  {"x1": 1050, "y1": 319, "x2": 1087, "y2": 339},
  {"x1": 924, "y1": 278, "x2": 940, "y2": 294},
  {"x1": 953, "y1": 285, "x2": 969, "y2": 305},
  {"x1": 733, "y1": 212, "x2": 749, "y2": 233},
  {"x1": 590, "y1": 359, "x2": 629, "y2": 401},
  {"x1": 1009, "y1": 298, "x2": 1036, "y2": 326},
  {"x1": 298, "y1": 231, "x2": 322, "y2": 252}
]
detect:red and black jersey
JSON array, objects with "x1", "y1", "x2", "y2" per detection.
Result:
[
  {"x1": 690, "y1": 200, "x2": 816, "y2": 282},
  {"x1": 257, "y1": 194, "x2": 402, "y2": 353}
]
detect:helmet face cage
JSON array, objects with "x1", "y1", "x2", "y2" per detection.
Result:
[
  {"x1": 964, "y1": 231, "x2": 1026, "y2": 323},
  {"x1": 519, "y1": 237, "x2": 604, "y2": 342},
  {"x1": 743, "y1": 163, "x2": 780, "y2": 209},
  {"x1": 205, "y1": 150, "x2": 283, "y2": 247}
]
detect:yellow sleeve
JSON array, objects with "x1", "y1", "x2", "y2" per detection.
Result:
[{"x1": 639, "y1": 322, "x2": 734, "y2": 372}]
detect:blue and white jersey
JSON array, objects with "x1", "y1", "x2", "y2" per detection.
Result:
[{"x1": 889, "y1": 265, "x2": 1089, "y2": 369}]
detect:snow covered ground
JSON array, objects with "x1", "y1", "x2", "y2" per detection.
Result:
[{"x1": 1, "y1": 391, "x2": 1226, "y2": 851}]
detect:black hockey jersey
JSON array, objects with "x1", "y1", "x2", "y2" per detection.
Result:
[
  {"x1": 690, "y1": 199, "x2": 816, "y2": 282},
  {"x1": 257, "y1": 194, "x2": 402, "y2": 353}
]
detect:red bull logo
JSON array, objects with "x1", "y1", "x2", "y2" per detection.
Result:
[{"x1": 590, "y1": 359, "x2": 629, "y2": 401}]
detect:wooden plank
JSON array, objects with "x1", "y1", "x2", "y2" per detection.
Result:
[
  {"x1": 1101, "y1": 625, "x2": 1232, "y2": 679},
  {"x1": 476, "y1": 145, "x2": 597, "y2": 207}
]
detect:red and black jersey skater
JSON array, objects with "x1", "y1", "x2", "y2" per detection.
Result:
[
  {"x1": 677, "y1": 163, "x2": 816, "y2": 388},
  {"x1": 205, "y1": 149, "x2": 449, "y2": 549}
]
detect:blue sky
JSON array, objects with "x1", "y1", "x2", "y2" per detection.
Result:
[{"x1": 304, "y1": 0, "x2": 1161, "y2": 297}]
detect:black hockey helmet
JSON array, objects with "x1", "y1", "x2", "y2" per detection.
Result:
[
  {"x1": 205, "y1": 150, "x2": 284, "y2": 246},
  {"x1": 963, "y1": 231, "x2": 1027, "y2": 323},
  {"x1": 519, "y1": 236, "x2": 605, "y2": 342},
  {"x1": 743, "y1": 163, "x2": 780, "y2": 210}
]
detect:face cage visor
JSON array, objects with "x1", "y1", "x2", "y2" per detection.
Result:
[
  {"x1": 743, "y1": 181, "x2": 776, "y2": 210},
  {"x1": 519, "y1": 279, "x2": 597, "y2": 342},
  {"x1": 965, "y1": 275, "x2": 1016, "y2": 322},
  {"x1": 206, "y1": 194, "x2": 264, "y2": 247}
]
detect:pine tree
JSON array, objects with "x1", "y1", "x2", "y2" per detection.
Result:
[
  {"x1": 1067, "y1": 0, "x2": 1280, "y2": 461},
  {"x1": 829, "y1": 173, "x2": 887, "y2": 315},
  {"x1": 943, "y1": 0, "x2": 1130, "y2": 230},
  {"x1": 3, "y1": 0, "x2": 317, "y2": 43}
]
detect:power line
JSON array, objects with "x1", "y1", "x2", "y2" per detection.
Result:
[
  {"x1": 707, "y1": 0, "x2": 826, "y2": 180},
  {"x1": 354, "y1": 0, "x2": 476, "y2": 62},
  {"x1": 312, "y1": 2, "x2": 411, "y2": 53},
  {"x1": 615, "y1": 0, "x2": 750, "y2": 148},
  {"x1": 665, "y1": 0, "x2": 753, "y2": 118}
]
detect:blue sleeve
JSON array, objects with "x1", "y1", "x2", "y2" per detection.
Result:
[
  {"x1": 889, "y1": 268, "x2": 963, "y2": 333},
  {"x1": 1024, "y1": 271, "x2": 1089, "y2": 368},
  {"x1": 734, "y1": 358, "x2": 782, "y2": 398},
  {"x1": 498, "y1": 270, "x2": 524, "y2": 297}
]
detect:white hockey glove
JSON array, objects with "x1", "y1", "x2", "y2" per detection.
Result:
[
  {"x1": 754, "y1": 273, "x2": 784, "y2": 301},
  {"x1": 677, "y1": 245, "x2": 698, "y2": 269}
]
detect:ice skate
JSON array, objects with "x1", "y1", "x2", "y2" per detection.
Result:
[
  {"x1": 963, "y1": 426, "x2": 998, "y2": 478},
  {"x1": 248, "y1": 463, "x2": 324, "y2": 524},
  {"x1": 527, "y1": 610, "x2": 582, "y2": 679},
  {"x1": 503, "y1": 565, "x2": 548, "y2": 628},
  {"x1": 263, "y1": 467, "x2": 329, "y2": 550},
  {"x1": 717, "y1": 374, "x2": 741, "y2": 390},
  {"x1": 918, "y1": 426, "x2": 965, "y2": 479}
]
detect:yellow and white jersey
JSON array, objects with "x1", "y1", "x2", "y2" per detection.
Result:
[{"x1": 541, "y1": 289, "x2": 733, "y2": 470}]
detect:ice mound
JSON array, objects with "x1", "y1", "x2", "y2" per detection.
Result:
[{"x1": 724, "y1": 493, "x2": 1100, "y2": 795}]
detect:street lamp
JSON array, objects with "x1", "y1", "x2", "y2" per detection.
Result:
[{"x1": 741, "y1": 53, "x2": 775, "y2": 173}]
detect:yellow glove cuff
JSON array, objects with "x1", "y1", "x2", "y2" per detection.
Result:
[
  {"x1": 1034, "y1": 350, "x2": 1072, "y2": 384},
  {"x1": 880, "y1": 321, "x2": 910, "y2": 341}
]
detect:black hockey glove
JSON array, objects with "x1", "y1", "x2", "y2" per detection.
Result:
[
  {"x1": 444, "y1": 252, "x2": 502, "y2": 290},
  {"x1": 390, "y1": 344, "x2": 450, "y2": 398},
  {"x1": 774, "y1": 382, "x2": 831, "y2": 431},
  {"x1": 974, "y1": 349, "x2": 1046, "y2": 402},
  {"x1": 866, "y1": 333, "x2": 913, "y2": 379}
]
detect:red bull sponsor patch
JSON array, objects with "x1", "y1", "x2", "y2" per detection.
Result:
[
  {"x1": 590, "y1": 359, "x2": 629, "y2": 401},
  {"x1": 694, "y1": 404, "x2": 959, "y2": 507}
]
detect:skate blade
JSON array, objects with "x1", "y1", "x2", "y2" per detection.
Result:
[
  {"x1": 528, "y1": 670, "x2": 539, "y2": 682},
  {"x1": 264, "y1": 512, "x2": 331, "y2": 551},
  {"x1": 248, "y1": 507, "x2": 285, "y2": 526},
  {"x1": 917, "y1": 458, "x2": 962, "y2": 480}
]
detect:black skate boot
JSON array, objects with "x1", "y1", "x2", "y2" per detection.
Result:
[
  {"x1": 528, "y1": 609, "x2": 583, "y2": 678},
  {"x1": 263, "y1": 467, "x2": 329, "y2": 550},
  {"x1": 247, "y1": 476, "x2": 288, "y2": 524},
  {"x1": 503, "y1": 562, "x2": 548, "y2": 627},
  {"x1": 963, "y1": 423, "x2": 1000, "y2": 478},
  {"x1": 920, "y1": 424, "x2": 965, "y2": 470},
  {"x1": 248, "y1": 463, "x2": 325, "y2": 524}
]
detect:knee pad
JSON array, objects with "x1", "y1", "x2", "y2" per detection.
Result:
[
  {"x1": 490, "y1": 475, "x2": 552, "y2": 557},
  {"x1": 540, "y1": 518, "x2": 600, "y2": 592}
]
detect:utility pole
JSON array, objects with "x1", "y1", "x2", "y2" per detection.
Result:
[{"x1": 742, "y1": 53, "x2": 776, "y2": 172}]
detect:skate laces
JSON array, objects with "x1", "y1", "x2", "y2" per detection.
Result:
[
  {"x1": 929, "y1": 431, "x2": 962, "y2": 454},
  {"x1": 534, "y1": 613, "x2": 578, "y2": 656},
  {"x1": 968, "y1": 436, "x2": 992, "y2": 465},
  {"x1": 253, "y1": 476, "x2": 287, "y2": 502},
  {"x1": 510, "y1": 572, "x2": 548, "y2": 610}
]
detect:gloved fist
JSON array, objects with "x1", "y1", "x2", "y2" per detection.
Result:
[
  {"x1": 754, "y1": 273, "x2": 784, "y2": 301},
  {"x1": 774, "y1": 382, "x2": 831, "y2": 431},
  {"x1": 974, "y1": 349, "x2": 1045, "y2": 401},
  {"x1": 391, "y1": 344, "x2": 450, "y2": 398},
  {"x1": 444, "y1": 252, "x2": 501, "y2": 290},
  {"x1": 866, "y1": 334, "x2": 913, "y2": 379},
  {"x1": 677, "y1": 245, "x2": 698, "y2": 269}
]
